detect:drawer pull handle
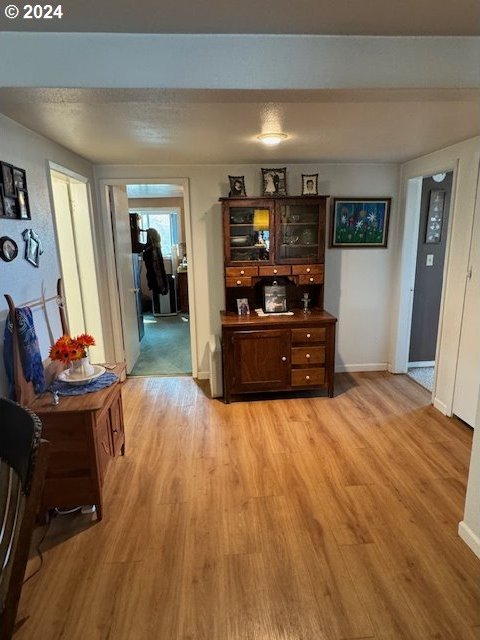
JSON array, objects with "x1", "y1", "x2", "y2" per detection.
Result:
[
  {"x1": 305, "y1": 375, "x2": 310, "y2": 380},
  {"x1": 281, "y1": 356, "x2": 287, "y2": 362},
  {"x1": 306, "y1": 267, "x2": 311, "y2": 273},
  {"x1": 240, "y1": 270, "x2": 245, "y2": 275},
  {"x1": 306, "y1": 333, "x2": 311, "y2": 338},
  {"x1": 236, "y1": 280, "x2": 242, "y2": 285},
  {"x1": 306, "y1": 353, "x2": 310, "y2": 359},
  {"x1": 309, "y1": 277, "x2": 314, "y2": 282},
  {"x1": 273, "y1": 269, "x2": 278, "y2": 274}
]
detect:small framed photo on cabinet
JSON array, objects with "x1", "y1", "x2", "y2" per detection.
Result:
[
  {"x1": 302, "y1": 174, "x2": 318, "y2": 196},
  {"x1": 263, "y1": 284, "x2": 287, "y2": 313},
  {"x1": 236, "y1": 298, "x2": 250, "y2": 316},
  {"x1": 228, "y1": 176, "x2": 247, "y2": 197}
]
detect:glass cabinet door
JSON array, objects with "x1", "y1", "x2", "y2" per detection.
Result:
[
  {"x1": 276, "y1": 202, "x2": 321, "y2": 263},
  {"x1": 227, "y1": 206, "x2": 272, "y2": 263}
]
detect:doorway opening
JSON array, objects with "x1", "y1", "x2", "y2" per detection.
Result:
[
  {"x1": 108, "y1": 182, "x2": 193, "y2": 376},
  {"x1": 49, "y1": 164, "x2": 105, "y2": 362},
  {"x1": 407, "y1": 171, "x2": 453, "y2": 391}
]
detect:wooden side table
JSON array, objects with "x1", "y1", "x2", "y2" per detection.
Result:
[{"x1": 29, "y1": 364, "x2": 126, "y2": 521}]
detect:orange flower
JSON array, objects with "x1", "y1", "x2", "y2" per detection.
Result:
[
  {"x1": 49, "y1": 333, "x2": 95, "y2": 363},
  {"x1": 75, "y1": 333, "x2": 95, "y2": 347}
]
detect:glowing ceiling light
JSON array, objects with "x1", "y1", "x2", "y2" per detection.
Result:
[{"x1": 257, "y1": 132, "x2": 288, "y2": 146}]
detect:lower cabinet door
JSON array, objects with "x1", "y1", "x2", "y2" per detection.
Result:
[
  {"x1": 95, "y1": 412, "x2": 112, "y2": 485},
  {"x1": 230, "y1": 329, "x2": 290, "y2": 392}
]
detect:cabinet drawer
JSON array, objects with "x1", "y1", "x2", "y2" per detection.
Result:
[
  {"x1": 291, "y1": 328, "x2": 326, "y2": 344},
  {"x1": 291, "y1": 368, "x2": 325, "y2": 386},
  {"x1": 225, "y1": 266, "x2": 258, "y2": 277},
  {"x1": 292, "y1": 265, "x2": 324, "y2": 275},
  {"x1": 258, "y1": 266, "x2": 291, "y2": 277},
  {"x1": 298, "y1": 274, "x2": 324, "y2": 285},
  {"x1": 291, "y1": 346, "x2": 325, "y2": 365},
  {"x1": 226, "y1": 277, "x2": 252, "y2": 288}
]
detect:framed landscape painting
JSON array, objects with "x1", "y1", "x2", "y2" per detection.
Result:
[{"x1": 331, "y1": 198, "x2": 391, "y2": 248}]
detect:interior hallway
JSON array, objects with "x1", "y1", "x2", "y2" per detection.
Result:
[
  {"x1": 130, "y1": 313, "x2": 192, "y2": 376},
  {"x1": 16, "y1": 372, "x2": 480, "y2": 640}
]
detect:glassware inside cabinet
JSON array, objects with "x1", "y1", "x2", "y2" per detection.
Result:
[
  {"x1": 278, "y1": 203, "x2": 319, "y2": 261},
  {"x1": 229, "y1": 207, "x2": 270, "y2": 261}
]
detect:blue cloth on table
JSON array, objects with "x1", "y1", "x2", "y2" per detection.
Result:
[
  {"x1": 3, "y1": 307, "x2": 46, "y2": 401},
  {"x1": 50, "y1": 371, "x2": 118, "y2": 396}
]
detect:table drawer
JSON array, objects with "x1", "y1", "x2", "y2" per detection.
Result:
[
  {"x1": 292, "y1": 265, "x2": 324, "y2": 275},
  {"x1": 291, "y1": 346, "x2": 325, "y2": 365},
  {"x1": 225, "y1": 277, "x2": 252, "y2": 288},
  {"x1": 291, "y1": 368, "x2": 325, "y2": 386},
  {"x1": 298, "y1": 273, "x2": 324, "y2": 285},
  {"x1": 258, "y1": 266, "x2": 291, "y2": 276},
  {"x1": 291, "y1": 327, "x2": 326, "y2": 344},
  {"x1": 225, "y1": 266, "x2": 258, "y2": 277}
]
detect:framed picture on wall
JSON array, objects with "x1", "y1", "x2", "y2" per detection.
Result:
[
  {"x1": 1, "y1": 162, "x2": 15, "y2": 197},
  {"x1": 301, "y1": 174, "x2": 318, "y2": 196},
  {"x1": 331, "y1": 198, "x2": 391, "y2": 248},
  {"x1": 261, "y1": 168, "x2": 287, "y2": 197},
  {"x1": 425, "y1": 190, "x2": 445, "y2": 244}
]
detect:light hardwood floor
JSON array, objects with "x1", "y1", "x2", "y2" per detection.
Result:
[{"x1": 16, "y1": 372, "x2": 480, "y2": 640}]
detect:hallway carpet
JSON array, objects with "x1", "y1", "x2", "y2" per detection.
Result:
[
  {"x1": 408, "y1": 366, "x2": 434, "y2": 392},
  {"x1": 130, "y1": 313, "x2": 192, "y2": 376}
]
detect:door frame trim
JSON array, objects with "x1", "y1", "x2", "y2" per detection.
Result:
[
  {"x1": 391, "y1": 164, "x2": 457, "y2": 404},
  {"x1": 98, "y1": 177, "x2": 197, "y2": 377}
]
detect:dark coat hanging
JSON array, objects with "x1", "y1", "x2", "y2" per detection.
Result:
[{"x1": 143, "y1": 229, "x2": 168, "y2": 295}]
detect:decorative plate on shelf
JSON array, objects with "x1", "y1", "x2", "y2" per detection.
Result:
[{"x1": 57, "y1": 365, "x2": 106, "y2": 386}]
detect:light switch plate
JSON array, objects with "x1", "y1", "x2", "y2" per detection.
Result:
[{"x1": 426, "y1": 254, "x2": 434, "y2": 266}]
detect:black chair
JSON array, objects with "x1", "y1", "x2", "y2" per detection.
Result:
[{"x1": 0, "y1": 398, "x2": 49, "y2": 639}]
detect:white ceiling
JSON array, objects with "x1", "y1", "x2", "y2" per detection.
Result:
[
  {"x1": 1, "y1": 88, "x2": 479, "y2": 165},
  {"x1": 1, "y1": 4, "x2": 479, "y2": 167},
  {"x1": 127, "y1": 184, "x2": 184, "y2": 199},
  {"x1": 1, "y1": 0, "x2": 479, "y2": 34}
]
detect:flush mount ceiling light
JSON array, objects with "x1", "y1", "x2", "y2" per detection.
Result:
[
  {"x1": 257, "y1": 132, "x2": 288, "y2": 146},
  {"x1": 432, "y1": 173, "x2": 447, "y2": 182}
]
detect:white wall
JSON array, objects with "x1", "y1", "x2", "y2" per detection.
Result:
[
  {"x1": 94, "y1": 162, "x2": 399, "y2": 376},
  {"x1": 0, "y1": 114, "x2": 97, "y2": 397},
  {"x1": 392, "y1": 136, "x2": 480, "y2": 414}
]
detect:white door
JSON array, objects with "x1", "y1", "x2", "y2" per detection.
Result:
[
  {"x1": 109, "y1": 185, "x2": 140, "y2": 372},
  {"x1": 452, "y1": 195, "x2": 480, "y2": 427}
]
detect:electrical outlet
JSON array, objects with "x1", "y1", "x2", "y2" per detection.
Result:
[{"x1": 426, "y1": 254, "x2": 434, "y2": 266}]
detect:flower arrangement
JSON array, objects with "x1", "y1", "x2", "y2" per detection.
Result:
[{"x1": 49, "y1": 333, "x2": 95, "y2": 364}]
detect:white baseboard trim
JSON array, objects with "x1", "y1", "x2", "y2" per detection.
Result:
[
  {"x1": 408, "y1": 361, "x2": 435, "y2": 368},
  {"x1": 335, "y1": 363, "x2": 388, "y2": 373},
  {"x1": 433, "y1": 397, "x2": 448, "y2": 415},
  {"x1": 197, "y1": 370, "x2": 210, "y2": 380},
  {"x1": 458, "y1": 521, "x2": 480, "y2": 559}
]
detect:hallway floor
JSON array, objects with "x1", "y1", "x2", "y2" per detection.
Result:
[
  {"x1": 408, "y1": 366, "x2": 434, "y2": 392},
  {"x1": 130, "y1": 313, "x2": 192, "y2": 376}
]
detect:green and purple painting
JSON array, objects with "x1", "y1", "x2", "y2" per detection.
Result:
[{"x1": 331, "y1": 198, "x2": 391, "y2": 247}]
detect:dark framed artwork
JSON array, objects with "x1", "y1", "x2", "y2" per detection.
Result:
[
  {"x1": 0, "y1": 236, "x2": 18, "y2": 262},
  {"x1": 302, "y1": 174, "x2": 318, "y2": 196},
  {"x1": 1, "y1": 162, "x2": 15, "y2": 197},
  {"x1": 228, "y1": 176, "x2": 247, "y2": 197},
  {"x1": 13, "y1": 167, "x2": 27, "y2": 191},
  {"x1": 331, "y1": 198, "x2": 391, "y2": 248},
  {"x1": 425, "y1": 190, "x2": 445, "y2": 244},
  {"x1": 2, "y1": 193, "x2": 18, "y2": 219},
  {"x1": 17, "y1": 189, "x2": 31, "y2": 220},
  {"x1": 261, "y1": 168, "x2": 287, "y2": 197},
  {"x1": 22, "y1": 228, "x2": 43, "y2": 267},
  {"x1": 263, "y1": 284, "x2": 287, "y2": 313}
]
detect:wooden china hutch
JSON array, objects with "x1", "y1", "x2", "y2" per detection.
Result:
[{"x1": 220, "y1": 195, "x2": 337, "y2": 403}]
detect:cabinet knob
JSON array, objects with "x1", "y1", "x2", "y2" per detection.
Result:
[
  {"x1": 281, "y1": 356, "x2": 287, "y2": 362},
  {"x1": 306, "y1": 267, "x2": 311, "y2": 273},
  {"x1": 236, "y1": 280, "x2": 242, "y2": 285},
  {"x1": 306, "y1": 353, "x2": 310, "y2": 359},
  {"x1": 309, "y1": 277, "x2": 314, "y2": 282},
  {"x1": 240, "y1": 270, "x2": 245, "y2": 275},
  {"x1": 273, "y1": 269, "x2": 278, "y2": 274},
  {"x1": 305, "y1": 375, "x2": 310, "y2": 380},
  {"x1": 306, "y1": 333, "x2": 311, "y2": 338}
]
